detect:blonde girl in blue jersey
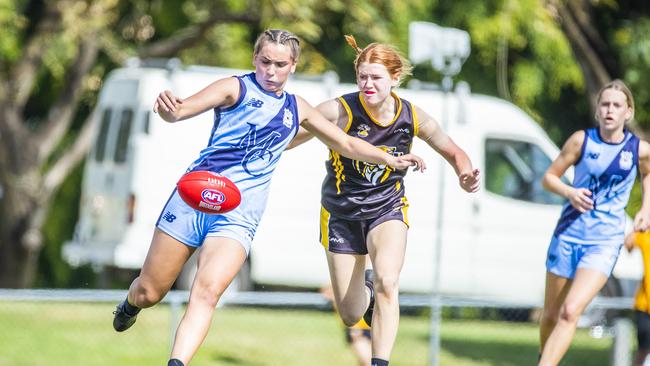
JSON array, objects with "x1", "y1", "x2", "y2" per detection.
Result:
[
  {"x1": 111, "y1": 29, "x2": 424, "y2": 366},
  {"x1": 539, "y1": 80, "x2": 650, "y2": 366},
  {"x1": 290, "y1": 36, "x2": 480, "y2": 366}
]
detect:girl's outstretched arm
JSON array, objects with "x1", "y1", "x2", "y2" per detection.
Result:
[
  {"x1": 414, "y1": 105, "x2": 479, "y2": 192},
  {"x1": 296, "y1": 96, "x2": 425, "y2": 171}
]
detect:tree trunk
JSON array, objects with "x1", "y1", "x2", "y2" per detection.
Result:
[
  {"x1": 0, "y1": 182, "x2": 43, "y2": 288},
  {"x1": 0, "y1": 233, "x2": 41, "y2": 288},
  {"x1": 550, "y1": 0, "x2": 612, "y2": 111}
]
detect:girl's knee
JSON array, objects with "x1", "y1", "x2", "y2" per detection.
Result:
[
  {"x1": 132, "y1": 279, "x2": 167, "y2": 307},
  {"x1": 339, "y1": 310, "x2": 361, "y2": 327},
  {"x1": 375, "y1": 274, "x2": 399, "y2": 298},
  {"x1": 558, "y1": 302, "x2": 582, "y2": 324},
  {"x1": 190, "y1": 279, "x2": 229, "y2": 308}
]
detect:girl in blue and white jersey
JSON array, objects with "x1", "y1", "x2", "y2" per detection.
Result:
[
  {"x1": 539, "y1": 79, "x2": 650, "y2": 366},
  {"x1": 111, "y1": 29, "x2": 424, "y2": 366}
]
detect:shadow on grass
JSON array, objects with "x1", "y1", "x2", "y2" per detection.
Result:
[
  {"x1": 442, "y1": 338, "x2": 610, "y2": 366},
  {"x1": 211, "y1": 352, "x2": 251, "y2": 365}
]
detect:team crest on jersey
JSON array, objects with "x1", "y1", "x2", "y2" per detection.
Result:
[
  {"x1": 282, "y1": 108, "x2": 293, "y2": 129},
  {"x1": 619, "y1": 150, "x2": 633, "y2": 170},
  {"x1": 356, "y1": 124, "x2": 370, "y2": 138},
  {"x1": 354, "y1": 146, "x2": 398, "y2": 185}
]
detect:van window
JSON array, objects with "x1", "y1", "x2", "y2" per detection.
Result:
[
  {"x1": 94, "y1": 109, "x2": 112, "y2": 162},
  {"x1": 485, "y1": 139, "x2": 564, "y2": 205},
  {"x1": 114, "y1": 109, "x2": 133, "y2": 163}
]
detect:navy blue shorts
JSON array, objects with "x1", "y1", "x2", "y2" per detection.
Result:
[{"x1": 319, "y1": 206, "x2": 408, "y2": 255}]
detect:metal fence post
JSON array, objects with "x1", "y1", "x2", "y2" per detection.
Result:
[
  {"x1": 169, "y1": 293, "x2": 183, "y2": 351},
  {"x1": 429, "y1": 76, "x2": 452, "y2": 366},
  {"x1": 611, "y1": 317, "x2": 633, "y2": 366}
]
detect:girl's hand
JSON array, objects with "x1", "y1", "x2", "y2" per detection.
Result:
[
  {"x1": 634, "y1": 209, "x2": 650, "y2": 232},
  {"x1": 153, "y1": 90, "x2": 183, "y2": 121},
  {"x1": 389, "y1": 154, "x2": 426, "y2": 172},
  {"x1": 624, "y1": 232, "x2": 636, "y2": 252},
  {"x1": 458, "y1": 169, "x2": 480, "y2": 193},
  {"x1": 567, "y1": 187, "x2": 594, "y2": 213}
]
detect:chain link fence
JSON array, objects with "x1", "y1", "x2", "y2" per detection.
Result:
[{"x1": 0, "y1": 289, "x2": 635, "y2": 366}]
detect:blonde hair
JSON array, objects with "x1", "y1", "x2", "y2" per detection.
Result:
[
  {"x1": 597, "y1": 79, "x2": 635, "y2": 122},
  {"x1": 345, "y1": 35, "x2": 413, "y2": 86},
  {"x1": 253, "y1": 29, "x2": 301, "y2": 62}
]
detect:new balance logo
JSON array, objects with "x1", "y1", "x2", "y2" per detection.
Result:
[
  {"x1": 163, "y1": 212, "x2": 177, "y2": 223},
  {"x1": 587, "y1": 152, "x2": 600, "y2": 159},
  {"x1": 245, "y1": 98, "x2": 264, "y2": 108}
]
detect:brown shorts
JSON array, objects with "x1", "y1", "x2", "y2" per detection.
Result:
[{"x1": 319, "y1": 206, "x2": 408, "y2": 255}]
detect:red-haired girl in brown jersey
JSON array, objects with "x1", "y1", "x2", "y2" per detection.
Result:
[{"x1": 289, "y1": 35, "x2": 480, "y2": 366}]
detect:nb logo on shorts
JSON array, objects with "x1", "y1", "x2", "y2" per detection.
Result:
[
  {"x1": 329, "y1": 237, "x2": 345, "y2": 244},
  {"x1": 163, "y1": 212, "x2": 177, "y2": 223},
  {"x1": 245, "y1": 98, "x2": 264, "y2": 108}
]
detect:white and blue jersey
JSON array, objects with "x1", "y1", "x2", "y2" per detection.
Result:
[
  {"x1": 554, "y1": 128, "x2": 640, "y2": 246},
  {"x1": 156, "y1": 73, "x2": 299, "y2": 252}
]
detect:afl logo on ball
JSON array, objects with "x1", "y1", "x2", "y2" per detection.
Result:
[{"x1": 201, "y1": 189, "x2": 226, "y2": 204}]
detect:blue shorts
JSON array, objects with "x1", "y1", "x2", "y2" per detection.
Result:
[
  {"x1": 319, "y1": 206, "x2": 408, "y2": 255},
  {"x1": 545, "y1": 236, "x2": 622, "y2": 279},
  {"x1": 156, "y1": 189, "x2": 254, "y2": 254}
]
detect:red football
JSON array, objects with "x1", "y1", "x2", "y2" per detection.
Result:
[{"x1": 176, "y1": 171, "x2": 241, "y2": 214}]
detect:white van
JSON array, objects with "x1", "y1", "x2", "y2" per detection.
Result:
[{"x1": 63, "y1": 59, "x2": 641, "y2": 304}]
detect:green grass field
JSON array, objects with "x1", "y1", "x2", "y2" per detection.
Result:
[{"x1": 0, "y1": 302, "x2": 613, "y2": 365}]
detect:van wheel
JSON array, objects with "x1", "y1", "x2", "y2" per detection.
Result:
[{"x1": 496, "y1": 308, "x2": 533, "y2": 322}]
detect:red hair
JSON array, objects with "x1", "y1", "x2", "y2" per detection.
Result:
[{"x1": 345, "y1": 35, "x2": 413, "y2": 85}]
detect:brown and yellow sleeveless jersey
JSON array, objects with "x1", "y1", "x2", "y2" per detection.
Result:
[{"x1": 321, "y1": 91, "x2": 419, "y2": 220}]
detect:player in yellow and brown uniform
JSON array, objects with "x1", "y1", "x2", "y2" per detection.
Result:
[
  {"x1": 320, "y1": 91, "x2": 418, "y2": 255},
  {"x1": 289, "y1": 35, "x2": 480, "y2": 366}
]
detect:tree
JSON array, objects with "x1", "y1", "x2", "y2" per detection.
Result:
[
  {"x1": 430, "y1": 0, "x2": 649, "y2": 142},
  {"x1": 546, "y1": 0, "x2": 650, "y2": 129},
  {"x1": 1, "y1": 1, "x2": 105, "y2": 287}
]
